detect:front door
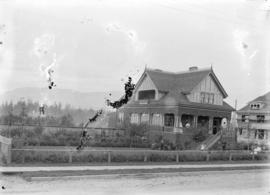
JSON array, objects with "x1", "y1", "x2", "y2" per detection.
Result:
[{"x1": 213, "y1": 117, "x2": 222, "y2": 134}]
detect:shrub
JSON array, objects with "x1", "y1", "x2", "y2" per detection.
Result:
[
  {"x1": 209, "y1": 152, "x2": 230, "y2": 161},
  {"x1": 42, "y1": 152, "x2": 69, "y2": 163},
  {"x1": 179, "y1": 152, "x2": 207, "y2": 162},
  {"x1": 192, "y1": 131, "x2": 206, "y2": 143},
  {"x1": 254, "y1": 153, "x2": 269, "y2": 161},
  {"x1": 148, "y1": 152, "x2": 175, "y2": 162},
  {"x1": 231, "y1": 153, "x2": 253, "y2": 161},
  {"x1": 111, "y1": 153, "x2": 144, "y2": 162},
  {"x1": 72, "y1": 152, "x2": 107, "y2": 163}
]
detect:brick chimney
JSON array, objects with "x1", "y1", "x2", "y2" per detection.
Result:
[{"x1": 189, "y1": 66, "x2": 198, "y2": 71}]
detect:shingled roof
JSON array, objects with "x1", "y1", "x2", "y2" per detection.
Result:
[
  {"x1": 238, "y1": 91, "x2": 270, "y2": 113},
  {"x1": 143, "y1": 67, "x2": 228, "y2": 98}
]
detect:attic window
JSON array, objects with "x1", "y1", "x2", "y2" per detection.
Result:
[
  {"x1": 138, "y1": 90, "x2": 155, "y2": 100},
  {"x1": 250, "y1": 103, "x2": 261, "y2": 110},
  {"x1": 200, "y1": 92, "x2": 214, "y2": 104}
]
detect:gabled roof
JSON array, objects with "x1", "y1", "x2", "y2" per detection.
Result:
[
  {"x1": 238, "y1": 91, "x2": 270, "y2": 113},
  {"x1": 140, "y1": 67, "x2": 228, "y2": 98},
  {"x1": 251, "y1": 91, "x2": 270, "y2": 102}
]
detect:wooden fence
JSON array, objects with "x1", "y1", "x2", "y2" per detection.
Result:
[{"x1": 11, "y1": 148, "x2": 270, "y2": 164}]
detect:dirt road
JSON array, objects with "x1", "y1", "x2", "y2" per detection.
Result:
[{"x1": 1, "y1": 169, "x2": 270, "y2": 195}]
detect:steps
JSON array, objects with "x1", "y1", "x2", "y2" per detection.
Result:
[{"x1": 196, "y1": 131, "x2": 222, "y2": 150}]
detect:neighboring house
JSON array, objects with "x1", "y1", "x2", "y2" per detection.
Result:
[
  {"x1": 237, "y1": 92, "x2": 270, "y2": 147},
  {"x1": 117, "y1": 66, "x2": 234, "y2": 144}
]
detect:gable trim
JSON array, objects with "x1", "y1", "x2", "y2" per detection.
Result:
[
  {"x1": 192, "y1": 70, "x2": 228, "y2": 98},
  {"x1": 209, "y1": 72, "x2": 228, "y2": 98},
  {"x1": 134, "y1": 70, "x2": 158, "y2": 95}
]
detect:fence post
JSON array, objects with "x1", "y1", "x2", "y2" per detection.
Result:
[
  {"x1": 108, "y1": 151, "x2": 111, "y2": 163},
  {"x1": 229, "y1": 153, "x2": 232, "y2": 161},
  {"x1": 68, "y1": 152, "x2": 72, "y2": 163},
  {"x1": 252, "y1": 153, "x2": 255, "y2": 160},
  {"x1": 144, "y1": 152, "x2": 147, "y2": 162},
  {"x1": 206, "y1": 151, "x2": 210, "y2": 162},
  {"x1": 176, "y1": 152, "x2": 179, "y2": 163},
  {"x1": 22, "y1": 151, "x2": 25, "y2": 164}
]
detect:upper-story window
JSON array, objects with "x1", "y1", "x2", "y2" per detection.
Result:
[
  {"x1": 250, "y1": 103, "x2": 262, "y2": 110},
  {"x1": 138, "y1": 90, "x2": 155, "y2": 100},
  {"x1": 257, "y1": 115, "x2": 265, "y2": 123},
  {"x1": 241, "y1": 115, "x2": 249, "y2": 122},
  {"x1": 200, "y1": 92, "x2": 214, "y2": 104}
]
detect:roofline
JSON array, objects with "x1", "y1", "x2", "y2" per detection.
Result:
[
  {"x1": 238, "y1": 91, "x2": 270, "y2": 111},
  {"x1": 145, "y1": 66, "x2": 212, "y2": 75},
  {"x1": 133, "y1": 69, "x2": 159, "y2": 94},
  {"x1": 144, "y1": 66, "x2": 229, "y2": 98},
  {"x1": 250, "y1": 91, "x2": 270, "y2": 102},
  {"x1": 208, "y1": 70, "x2": 228, "y2": 98}
]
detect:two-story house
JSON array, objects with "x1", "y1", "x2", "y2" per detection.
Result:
[
  {"x1": 237, "y1": 92, "x2": 270, "y2": 147},
  {"x1": 117, "y1": 66, "x2": 234, "y2": 145}
]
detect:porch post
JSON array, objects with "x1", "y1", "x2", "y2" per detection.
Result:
[
  {"x1": 209, "y1": 117, "x2": 213, "y2": 134},
  {"x1": 193, "y1": 115, "x2": 198, "y2": 128},
  {"x1": 178, "y1": 114, "x2": 182, "y2": 127},
  {"x1": 175, "y1": 115, "x2": 179, "y2": 128}
]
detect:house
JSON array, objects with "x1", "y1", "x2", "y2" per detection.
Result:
[
  {"x1": 117, "y1": 66, "x2": 234, "y2": 147},
  {"x1": 237, "y1": 92, "x2": 270, "y2": 147}
]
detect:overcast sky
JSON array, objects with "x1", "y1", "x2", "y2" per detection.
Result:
[{"x1": 0, "y1": 0, "x2": 270, "y2": 108}]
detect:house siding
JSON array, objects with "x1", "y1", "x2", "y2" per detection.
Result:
[
  {"x1": 134, "y1": 74, "x2": 158, "y2": 100},
  {"x1": 187, "y1": 75, "x2": 223, "y2": 105}
]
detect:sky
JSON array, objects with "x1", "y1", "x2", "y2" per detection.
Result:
[{"x1": 0, "y1": 0, "x2": 270, "y2": 109}]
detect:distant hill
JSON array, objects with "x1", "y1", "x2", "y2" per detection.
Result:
[{"x1": 0, "y1": 87, "x2": 123, "y2": 109}]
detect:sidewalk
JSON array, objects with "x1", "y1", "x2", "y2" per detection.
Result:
[{"x1": 1, "y1": 162, "x2": 270, "y2": 173}]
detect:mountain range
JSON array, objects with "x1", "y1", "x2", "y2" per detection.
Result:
[{"x1": 0, "y1": 87, "x2": 123, "y2": 109}]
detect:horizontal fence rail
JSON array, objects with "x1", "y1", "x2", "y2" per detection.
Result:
[{"x1": 11, "y1": 148, "x2": 270, "y2": 164}]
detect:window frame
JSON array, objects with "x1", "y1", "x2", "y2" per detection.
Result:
[
  {"x1": 164, "y1": 113, "x2": 175, "y2": 127},
  {"x1": 256, "y1": 115, "x2": 265, "y2": 123},
  {"x1": 138, "y1": 90, "x2": 156, "y2": 100}
]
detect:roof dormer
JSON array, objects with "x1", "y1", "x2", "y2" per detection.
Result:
[{"x1": 250, "y1": 102, "x2": 264, "y2": 110}]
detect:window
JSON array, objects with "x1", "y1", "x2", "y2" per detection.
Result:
[
  {"x1": 200, "y1": 92, "x2": 215, "y2": 104},
  {"x1": 181, "y1": 114, "x2": 194, "y2": 127},
  {"x1": 141, "y1": 113, "x2": 149, "y2": 124},
  {"x1": 118, "y1": 112, "x2": 124, "y2": 123},
  {"x1": 251, "y1": 103, "x2": 261, "y2": 110},
  {"x1": 241, "y1": 115, "x2": 249, "y2": 122},
  {"x1": 130, "y1": 113, "x2": 140, "y2": 124},
  {"x1": 164, "y1": 113, "x2": 174, "y2": 127},
  {"x1": 152, "y1": 114, "x2": 163, "y2": 126},
  {"x1": 209, "y1": 94, "x2": 214, "y2": 104},
  {"x1": 257, "y1": 115, "x2": 265, "y2": 123},
  {"x1": 257, "y1": 129, "x2": 265, "y2": 139},
  {"x1": 239, "y1": 128, "x2": 243, "y2": 135},
  {"x1": 138, "y1": 90, "x2": 155, "y2": 100},
  {"x1": 200, "y1": 92, "x2": 205, "y2": 103}
]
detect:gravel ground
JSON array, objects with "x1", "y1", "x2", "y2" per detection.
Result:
[{"x1": 1, "y1": 169, "x2": 270, "y2": 195}]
